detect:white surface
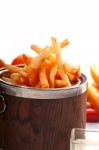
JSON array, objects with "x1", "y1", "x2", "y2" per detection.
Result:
[
  {"x1": 0, "y1": 0, "x2": 99, "y2": 75},
  {"x1": 86, "y1": 123, "x2": 99, "y2": 130}
]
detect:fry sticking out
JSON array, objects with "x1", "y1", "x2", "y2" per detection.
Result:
[{"x1": 1, "y1": 37, "x2": 80, "y2": 88}]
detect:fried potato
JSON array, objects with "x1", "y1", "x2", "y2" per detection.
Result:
[
  {"x1": 49, "y1": 65, "x2": 57, "y2": 88},
  {"x1": 1, "y1": 37, "x2": 80, "y2": 88},
  {"x1": 39, "y1": 63, "x2": 49, "y2": 88}
]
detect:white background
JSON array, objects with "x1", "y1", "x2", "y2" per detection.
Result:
[{"x1": 0, "y1": 0, "x2": 99, "y2": 77}]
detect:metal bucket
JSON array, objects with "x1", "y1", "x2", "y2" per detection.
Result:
[{"x1": 0, "y1": 68, "x2": 87, "y2": 150}]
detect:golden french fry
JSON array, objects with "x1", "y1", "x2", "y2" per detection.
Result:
[
  {"x1": 5, "y1": 64, "x2": 27, "y2": 77},
  {"x1": 31, "y1": 39, "x2": 69, "y2": 54},
  {"x1": 51, "y1": 37, "x2": 63, "y2": 68},
  {"x1": 25, "y1": 46, "x2": 51, "y2": 74},
  {"x1": 39, "y1": 63, "x2": 49, "y2": 88},
  {"x1": 60, "y1": 70, "x2": 71, "y2": 87},
  {"x1": 35, "y1": 82, "x2": 41, "y2": 88},
  {"x1": 1, "y1": 76, "x2": 16, "y2": 84},
  {"x1": 28, "y1": 69, "x2": 39, "y2": 86},
  {"x1": 60, "y1": 39, "x2": 69, "y2": 48},
  {"x1": 63, "y1": 63, "x2": 80, "y2": 74},
  {"x1": 55, "y1": 79, "x2": 66, "y2": 88},
  {"x1": 1, "y1": 37, "x2": 80, "y2": 88},
  {"x1": 10, "y1": 73, "x2": 20, "y2": 82},
  {"x1": 66, "y1": 72, "x2": 74, "y2": 82},
  {"x1": 47, "y1": 53, "x2": 56, "y2": 66},
  {"x1": 31, "y1": 44, "x2": 42, "y2": 54},
  {"x1": 5, "y1": 64, "x2": 20, "y2": 73},
  {"x1": 49, "y1": 65, "x2": 57, "y2": 88}
]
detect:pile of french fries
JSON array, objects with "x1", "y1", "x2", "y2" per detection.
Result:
[{"x1": 1, "y1": 37, "x2": 80, "y2": 88}]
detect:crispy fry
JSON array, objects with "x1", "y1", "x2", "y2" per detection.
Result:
[
  {"x1": 51, "y1": 37, "x2": 63, "y2": 68},
  {"x1": 28, "y1": 69, "x2": 39, "y2": 86},
  {"x1": 49, "y1": 65, "x2": 57, "y2": 88},
  {"x1": 31, "y1": 39, "x2": 69, "y2": 54},
  {"x1": 60, "y1": 39, "x2": 69, "y2": 48},
  {"x1": 10, "y1": 73, "x2": 20, "y2": 82},
  {"x1": 25, "y1": 46, "x2": 51, "y2": 74},
  {"x1": 39, "y1": 62, "x2": 49, "y2": 88},
  {"x1": 31, "y1": 44, "x2": 42, "y2": 54},
  {"x1": 35, "y1": 82, "x2": 41, "y2": 88},
  {"x1": 63, "y1": 63, "x2": 80, "y2": 74},
  {"x1": 66, "y1": 72, "x2": 75, "y2": 82},
  {"x1": 5, "y1": 64, "x2": 27, "y2": 77},
  {"x1": 47, "y1": 53, "x2": 56, "y2": 66},
  {"x1": 1, "y1": 76, "x2": 16, "y2": 84},
  {"x1": 55, "y1": 79, "x2": 66, "y2": 88},
  {"x1": 1, "y1": 37, "x2": 80, "y2": 88},
  {"x1": 5, "y1": 64, "x2": 20, "y2": 73},
  {"x1": 60, "y1": 71, "x2": 71, "y2": 87}
]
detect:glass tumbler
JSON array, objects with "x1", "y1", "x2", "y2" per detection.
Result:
[{"x1": 70, "y1": 128, "x2": 99, "y2": 150}]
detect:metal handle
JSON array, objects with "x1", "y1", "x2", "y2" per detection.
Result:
[{"x1": 0, "y1": 94, "x2": 6, "y2": 114}]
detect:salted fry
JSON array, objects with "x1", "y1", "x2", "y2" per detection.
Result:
[
  {"x1": 39, "y1": 63, "x2": 49, "y2": 88},
  {"x1": 31, "y1": 39, "x2": 69, "y2": 56},
  {"x1": 51, "y1": 37, "x2": 63, "y2": 68},
  {"x1": 66, "y1": 72, "x2": 75, "y2": 82},
  {"x1": 1, "y1": 77, "x2": 16, "y2": 84},
  {"x1": 28, "y1": 69, "x2": 39, "y2": 86},
  {"x1": 49, "y1": 65, "x2": 57, "y2": 88},
  {"x1": 35, "y1": 82, "x2": 41, "y2": 88},
  {"x1": 5, "y1": 64, "x2": 20, "y2": 73},
  {"x1": 10, "y1": 73, "x2": 20, "y2": 81},
  {"x1": 47, "y1": 54, "x2": 56, "y2": 66},
  {"x1": 31, "y1": 44, "x2": 42, "y2": 54},
  {"x1": 63, "y1": 63, "x2": 80, "y2": 75},
  {"x1": 25, "y1": 46, "x2": 51, "y2": 74},
  {"x1": 60, "y1": 71, "x2": 71, "y2": 87},
  {"x1": 55, "y1": 79, "x2": 66, "y2": 88},
  {"x1": 5, "y1": 64, "x2": 27, "y2": 77},
  {"x1": 60, "y1": 39, "x2": 69, "y2": 48},
  {"x1": 1, "y1": 37, "x2": 80, "y2": 88}
]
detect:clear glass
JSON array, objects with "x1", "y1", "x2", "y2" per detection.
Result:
[{"x1": 70, "y1": 128, "x2": 99, "y2": 150}]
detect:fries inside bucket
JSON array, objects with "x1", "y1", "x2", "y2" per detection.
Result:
[{"x1": 0, "y1": 70, "x2": 87, "y2": 150}]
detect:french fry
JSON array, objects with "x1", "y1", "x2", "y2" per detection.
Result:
[
  {"x1": 28, "y1": 69, "x2": 39, "y2": 86},
  {"x1": 1, "y1": 76, "x2": 17, "y2": 84},
  {"x1": 5, "y1": 64, "x2": 20, "y2": 73},
  {"x1": 63, "y1": 63, "x2": 80, "y2": 74},
  {"x1": 51, "y1": 37, "x2": 71, "y2": 87},
  {"x1": 25, "y1": 46, "x2": 51, "y2": 74},
  {"x1": 60, "y1": 71, "x2": 71, "y2": 87},
  {"x1": 66, "y1": 72, "x2": 75, "y2": 82},
  {"x1": 60, "y1": 39, "x2": 69, "y2": 48},
  {"x1": 10, "y1": 73, "x2": 20, "y2": 82},
  {"x1": 39, "y1": 62, "x2": 49, "y2": 88},
  {"x1": 5, "y1": 64, "x2": 27, "y2": 77},
  {"x1": 31, "y1": 44, "x2": 42, "y2": 54},
  {"x1": 1, "y1": 37, "x2": 80, "y2": 88},
  {"x1": 55, "y1": 79, "x2": 66, "y2": 88},
  {"x1": 51, "y1": 37, "x2": 63, "y2": 68},
  {"x1": 49, "y1": 65, "x2": 57, "y2": 88},
  {"x1": 47, "y1": 53, "x2": 56, "y2": 66},
  {"x1": 35, "y1": 82, "x2": 41, "y2": 88},
  {"x1": 31, "y1": 39, "x2": 69, "y2": 54}
]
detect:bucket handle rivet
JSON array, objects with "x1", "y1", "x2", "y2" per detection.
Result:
[{"x1": 0, "y1": 94, "x2": 6, "y2": 114}]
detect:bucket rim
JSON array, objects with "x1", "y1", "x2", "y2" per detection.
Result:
[{"x1": 0, "y1": 68, "x2": 87, "y2": 99}]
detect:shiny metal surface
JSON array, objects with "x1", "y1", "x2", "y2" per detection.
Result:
[{"x1": 0, "y1": 69, "x2": 87, "y2": 99}]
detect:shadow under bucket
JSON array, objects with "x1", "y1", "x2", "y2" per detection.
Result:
[{"x1": 0, "y1": 69, "x2": 87, "y2": 150}]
